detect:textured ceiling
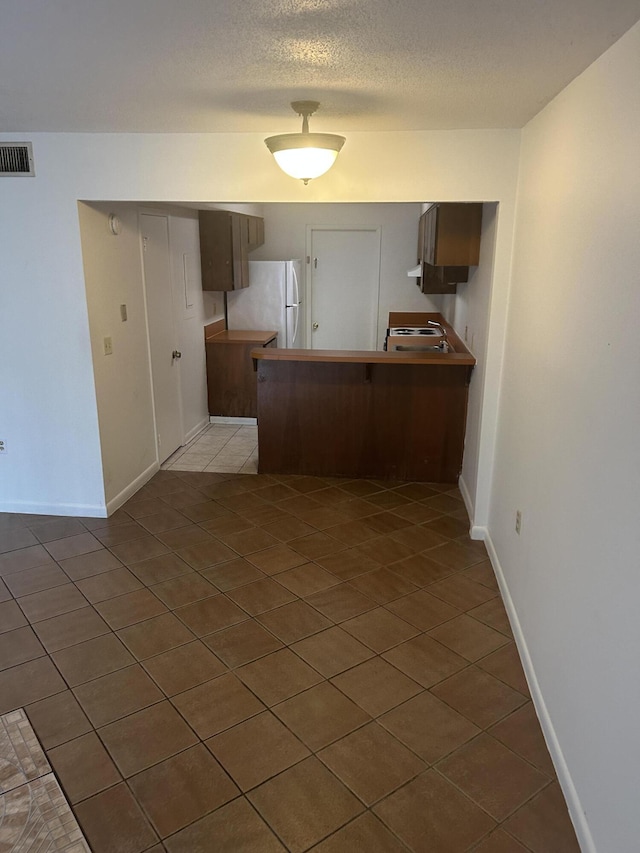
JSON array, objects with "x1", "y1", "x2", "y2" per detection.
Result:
[{"x1": 1, "y1": 0, "x2": 639, "y2": 133}]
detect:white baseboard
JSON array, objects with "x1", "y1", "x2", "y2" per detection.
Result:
[
  {"x1": 209, "y1": 416, "x2": 257, "y2": 426},
  {"x1": 105, "y1": 460, "x2": 159, "y2": 517},
  {"x1": 0, "y1": 499, "x2": 109, "y2": 518},
  {"x1": 184, "y1": 418, "x2": 210, "y2": 445},
  {"x1": 458, "y1": 476, "x2": 485, "y2": 541},
  {"x1": 483, "y1": 529, "x2": 595, "y2": 853},
  {"x1": 1, "y1": 460, "x2": 162, "y2": 519},
  {"x1": 469, "y1": 524, "x2": 487, "y2": 541},
  {"x1": 458, "y1": 475, "x2": 474, "y2": 528}
]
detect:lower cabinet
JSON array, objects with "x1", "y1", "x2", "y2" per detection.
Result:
[{"x1": 206, "y1": 333, "x2": 277, "y2": 418}]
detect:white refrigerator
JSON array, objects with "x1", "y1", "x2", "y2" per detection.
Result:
[{"x1": 226, "y1": 260, "x2": 303, "y2": 348}]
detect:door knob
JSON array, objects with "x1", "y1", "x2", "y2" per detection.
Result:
[
  {"x1": 172, "y1": 350, "x2": 182, "y2": 359},
  {"x1": 312, "y1": 322, "x2": 319, "y2": 330}
]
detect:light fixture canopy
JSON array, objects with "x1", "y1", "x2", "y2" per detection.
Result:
[{"x1": 265, "y1": 101, "x2": 345, "y2": 185}]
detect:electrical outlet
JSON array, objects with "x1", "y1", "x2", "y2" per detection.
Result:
[
  {"x1": 103, "y1": 336, "x2": 113, "y2": 356},
  {"x1": 464, "y1": 325, "x2": 468, "y2": 341},
  {"x1": 120, "y1": 304, "x2": 128, "y2": 322},
  {"x1": 0, "y1": 439, "x2": 6, "y2": 454},
  {"x1": 515, "y1": 510, "x2": 522, "y2": 535}
]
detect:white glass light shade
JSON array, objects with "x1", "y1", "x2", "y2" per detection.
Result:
[{"x1": 265, "y1": 132, "x2": 345, "y2": 183}]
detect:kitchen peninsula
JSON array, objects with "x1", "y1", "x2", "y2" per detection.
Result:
[{"x1": 253, "y1": 313, "x2": 475, "y2": 482}]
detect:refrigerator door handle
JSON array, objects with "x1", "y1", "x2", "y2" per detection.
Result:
[
  {"x1": 288, "y1": 262, "x2": 301, "y2": 346},
  {"x1": 292, "y1": 262, "x2": 300, "y2": 308}
]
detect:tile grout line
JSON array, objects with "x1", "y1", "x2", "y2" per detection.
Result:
[{"x1": 1, "y1": 475, "x2": 576, "y2": 852}]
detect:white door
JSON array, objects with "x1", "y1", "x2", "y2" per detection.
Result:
[
  {"x1": 140, "y1": 213, "x2": 183, "y2": 463},
  {"x1": 307, "y1": 228, "x2": 381, "y2": 350}
]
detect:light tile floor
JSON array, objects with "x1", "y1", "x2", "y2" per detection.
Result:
[
  {"x1": 0, "y1": 708, "x2": 90, "y2": 851},
  {"x1": 162, "y1": 424, "x2": 258, "y2": 474}
]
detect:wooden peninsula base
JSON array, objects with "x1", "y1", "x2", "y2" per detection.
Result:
[{"x1": 254, "y1": 331, "x2": 474, "y2": 482}]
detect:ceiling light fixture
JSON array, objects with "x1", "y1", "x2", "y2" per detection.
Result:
[{"x1": 265, "y1": 101, "x2": 345, "y2": 185}]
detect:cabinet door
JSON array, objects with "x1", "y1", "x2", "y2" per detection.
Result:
[
  {"x1": 423, "y1": 206, "x2": 437, "y2": 266},
  {"x1": 418, "y1": 205, "x2": 437, "y2": 264},
  {"x1": 416, "y1": 203, "x2": 481, "y2": 294},
  {"x1": 206, "y1": 338, "x2": 275, "y2": 418},
  {"x1": 199, "y1": 211, "x2": 265, "y2": 292},
  {"x1": 433, "y1": 203, "x2": 482, "y2": 266},
  {"x1": 199, "y1": 211, "x2": 234, "y2": 291},
  {"x1": 420, "y1": 263, "x2": 469, "y2": 294},
  {"x1": 231, "y1": 214, "x2": 250, "y2": 289},
  {"x1": 247, "y1": 216, "x2": 265, "y2": 251},
  {"x1": 421, "y1": 264, "x2": 457, "y2": 295},
  {"x1": 206, "y1": 343, "x2": 249, "y2": 416},
  {"x1": 417, "y1": 212, "x2": 426, "y2": 264}
]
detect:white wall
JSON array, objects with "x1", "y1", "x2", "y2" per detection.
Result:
[
  {"x1": 78, "y1": 203, "x2": 215, "y2": 510},
  {"x1": 0, "y1": 128, "x2": 520, "y2": 517},
  {"x1": 453, "y1": 204, "x2": 498, "y2": 521},
  {"x1": 488, "y1": 20, "x2": 640, "y2": 852},
  {"x1": 0, "y1": 175, "x2": 105, "y2": 515},
  {"x1": 252, "y1": 203, "x2": 443, "y2": 348},
  {"x1": 79, "y1": 202, "x2": 157, "y2": 508}
]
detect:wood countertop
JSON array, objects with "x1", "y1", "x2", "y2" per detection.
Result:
[
  {"x1": 252, "y1": 348, "x2": 474, "y2": 365},
  {"x1": 206, "y1": 329, "x2": 278, "y2": 345},
  {"x1": 252, "y1": 314, "x2": 474, "y2": 367}
]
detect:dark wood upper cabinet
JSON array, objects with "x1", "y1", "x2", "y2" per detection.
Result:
[
  {"x1": 247, "y1": 215, "x2": 265, "y2": 252},
  {"x1": 199, "y1": 210, "x2": 265, "y2": 291},
  {"x1": 417, "y1": 203, "x2": 482, "y2": 294}
]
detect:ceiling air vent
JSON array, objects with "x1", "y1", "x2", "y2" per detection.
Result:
[{"x1": 0, "y1": 142, "x2": 35, "y2": 176}]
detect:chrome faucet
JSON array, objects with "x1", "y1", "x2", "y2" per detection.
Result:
[{"x1": 427, "y1": 320, "x2": 448, "y2": 351}]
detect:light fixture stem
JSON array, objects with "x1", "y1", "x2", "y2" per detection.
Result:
[{"x1": 291, "y1": 100, "x2": 318, "y2": 135}]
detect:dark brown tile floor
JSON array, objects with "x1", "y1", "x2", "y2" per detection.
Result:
[{"x1": 0, "y1": 472, "x2": 581, "y2": 852}]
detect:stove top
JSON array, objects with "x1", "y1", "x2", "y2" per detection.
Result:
[
  {"x1": 388, "y1": 326, "x2": 442, "y2": 336},
  {"x1": 384, "y1": 323, "x2": 449, "y2": 352}
]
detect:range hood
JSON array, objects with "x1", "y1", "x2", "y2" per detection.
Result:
[{"x1": 407, "y1": 264, "x2": 421, "y2": 277}]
